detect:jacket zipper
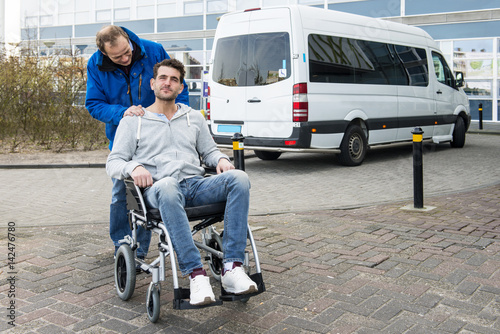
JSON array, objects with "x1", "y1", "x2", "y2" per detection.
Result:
[
  {"x1": 124, "y1": 73, "x2": 133, "y2": 106},
  {"x1": 139, "y1": 74, "x2": 142, "y2": 100}
]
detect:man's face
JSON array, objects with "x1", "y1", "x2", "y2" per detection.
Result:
[
  {"x1": 151, "y1": 66, "x2": 184, "y2": 102},
  {"x1": 103, "y1": 35, "x2": 133, "y2": 66}
]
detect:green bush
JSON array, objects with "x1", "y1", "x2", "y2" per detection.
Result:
[{"x1": 0, "y1": 46, "x2": 107, "y2": 153}]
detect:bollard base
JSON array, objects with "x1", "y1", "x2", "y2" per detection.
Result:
[{"x1": 400, "y1": 204, "x2": 436, "y2": 212}]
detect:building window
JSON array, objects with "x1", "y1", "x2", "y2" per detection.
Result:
[
  {"x1": 96, "y1": 10, "x2": 112, "y2": 22},
  {"x1": 157, "y1": 16, "x2": 203, "y2": 32},
  {"x1": 75, "y1": 12, "x2": 90, "y2": 24},
  {"x1": 21, "y1": 0, "x2": 39, "y2": 27},
  {"x1": 157, "y1": 0, "x2": 177, "y2": 17},
  {"x1": 158, "y1": 4, "x2": 177, "y2": 17},
  {"x1": 137, "y1": 6, "x2": 155, "y2": 19},
  {"x1": 184, "y1": 1, "x2": 203, "y2": 15},
  {"x1": 115, "y1": 8, "x2": 130, "y2": 21},
  {"x1": 58, "y1": 13, "x2": 73, "y2": 26},
  {"x1": 75, "y1": 1, "x2": 90, "y2": 24},
  {"x1": 207, "y1": 0, "x2": 228, "y2": 13},
  {"x1": 263, "y1": 0, "x2": 291, "y2": 7},
  {"x1": 453, "y1": 39, "x2": 494, "y2": 99},
  {"x1": 117, "y1": 20, "x2": 155, "y2": 34},
  {"x1": 96, "y1": 0, "x2": 112, "y2": 10},
  {"x1": 463, "y1": 80, "x2": 492, "y2": 97},
  {"x1": 25, "y1": 16, "x2": 38, "y2": 28},
  {"x1": 40, "y1": 15, "x2": 53, "y2": 27},
  {"x1": 236, "y1": 0, "x2": 259, "y2": 10}
]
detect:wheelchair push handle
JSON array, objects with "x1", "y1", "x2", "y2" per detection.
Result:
[{"x1": 231, "y1": 132, "x2": 245, "y2": 171}]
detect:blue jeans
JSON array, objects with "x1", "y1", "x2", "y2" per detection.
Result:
[
  {"x1": 143, "y1": 169, "x2": 250, "y2": 277},
  {"x1": 110, "y1": 178, "x2": 151, "y2": 257}
]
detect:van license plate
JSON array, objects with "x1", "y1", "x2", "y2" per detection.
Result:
[{"x1": 218, "y1": 125, "x2": 242, "y2": 133}]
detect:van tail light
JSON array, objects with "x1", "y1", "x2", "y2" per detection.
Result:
[
  {"x1": 206, "y1": 86, "x2": 211, "y2": 120},
  {"x1": 293, "y1": 83, "x2": 308, "y2": 122}
]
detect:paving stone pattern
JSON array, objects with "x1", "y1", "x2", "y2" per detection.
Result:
[
  {"x1": 1, "y1": 130, "x2": 500, "y2": 333},
  {"x1": 1, "y1": 184, "x2": 499, "y2": 333}
]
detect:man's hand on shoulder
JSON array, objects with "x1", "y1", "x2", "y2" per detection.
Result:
[
  {"x1": 131, "y1": 165, "x2": 153, "y2": 188},
  {"x1": 216, "y1": 158, "x2": 235, "y2": 174},
  {"x1": 123, "y1": 105, "x2": 144, "y2": 117}
]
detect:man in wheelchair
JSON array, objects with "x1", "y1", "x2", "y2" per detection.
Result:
[{"x1": 106, "y1": 58, "x2": 257, "y2": 306}]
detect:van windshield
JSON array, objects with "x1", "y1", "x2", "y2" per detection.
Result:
[{"x1": 212, "y1": 32, "x2": 291, "y2": 87}]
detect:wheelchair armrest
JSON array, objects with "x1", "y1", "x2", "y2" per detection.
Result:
[
  {"x1": 203, "y1": 166, "x2": 218, "y2": 175},
  {"x1": 124, "y1": 177, "x2": 148, "y2": 215}
]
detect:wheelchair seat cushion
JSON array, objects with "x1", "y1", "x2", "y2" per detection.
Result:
[{"x1": 147, "y1": 202, "x2": 226, "y2": 221}]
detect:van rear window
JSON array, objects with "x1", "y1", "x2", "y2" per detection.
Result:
[
  {"x1": 308, "y1": 34, "x2": 428, "y2": 87},
  {"x1": 212, "y1": 32, "x2": 291, "y2": 86}
]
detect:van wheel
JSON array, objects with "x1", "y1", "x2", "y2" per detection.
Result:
[
  {"x1": 254, "y1": 150, "x2": 282, "y2": 160},
  {"x1": 450, "y1": 116, "x2": 466, "y2": 148},
  {"x1": 338, "y1": 124, "x2": 367, "y2": 166}
]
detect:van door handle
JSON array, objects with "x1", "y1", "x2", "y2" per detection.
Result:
[
  {"x1": 247, "y1": 98, "x2": 261, "y2": 103},
  {"x1": 436, "y1": 90, "x2": 443, "y2": 94}
]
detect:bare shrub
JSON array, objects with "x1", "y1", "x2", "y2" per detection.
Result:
[{"x1": 0, "y1": 43, "x2": 107, "y2": 153}]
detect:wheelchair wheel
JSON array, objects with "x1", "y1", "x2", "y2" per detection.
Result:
[
  {"x1": 207, "y1": 231, "x2": 223, "y2": 281},
  {"x1": 146, "y1": 284, "x2": 160, "y2": 323},
  {"x1": 114, "y1": 244, "x2": 136, "y2": 301}
]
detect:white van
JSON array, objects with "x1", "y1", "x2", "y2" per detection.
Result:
[{"x1": 207, "y1": 5, "x2": 470, "y2": 166}]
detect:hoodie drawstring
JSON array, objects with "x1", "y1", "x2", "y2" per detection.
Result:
[
  {"x1": 187, "y1": 112, "x2": 191, "y2": 127},
  {"x1": 137, "y1": 116, "x2": 142, "y2": 140}
]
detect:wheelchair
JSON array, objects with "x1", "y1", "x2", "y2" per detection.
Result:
[{"x1": 114, "y1": 169, "x2": 265, "y2": 323}]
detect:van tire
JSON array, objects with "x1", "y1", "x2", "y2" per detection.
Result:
[
  {"x1": 338, "y1": 124, "x2": 367, "y2": 166},
  {"x1": 254, "y1": 150, "x2": 282, "y2": 160},
  {"x1": 450, "y1": 116, "x2": 466, "y2": 148}
]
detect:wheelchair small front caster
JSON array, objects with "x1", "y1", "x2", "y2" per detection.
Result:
[
  {"x1": 114, "y1": 244, "x2": 136, "y2": 301},
  {"x1": 146, "y1": 283, "x2": 161, "y2": 323}
]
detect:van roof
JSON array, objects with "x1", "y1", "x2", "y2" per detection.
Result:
[{"x1": 220, "y1": 5, "x2": 437, "y2": 49}]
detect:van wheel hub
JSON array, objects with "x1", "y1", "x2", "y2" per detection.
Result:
[{"x1": 349, "y1": 134, "x2": 363, "y2": 158}]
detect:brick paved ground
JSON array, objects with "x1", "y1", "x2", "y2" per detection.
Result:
[
  {"x1": 1, "y1": 183, "x2": 498, "y2": 333},
  {"x1": 1, "y1": 127, "x2": 499, "y2": 333}
]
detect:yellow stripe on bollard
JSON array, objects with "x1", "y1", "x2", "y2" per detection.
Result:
[
  {"x1": 233, "y1": 141, "x2": 244, "y2": 150},
  {"x1": 413, "y1": 134, "x2": 423, "y2": 142}
]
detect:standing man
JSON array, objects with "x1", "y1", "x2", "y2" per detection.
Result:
[
  {"x1": 85, "y1": 25, "x2": 189, "y2": 261},
  {"x1": 106, "y1": 58, "x2": 258, "y2": 305}
]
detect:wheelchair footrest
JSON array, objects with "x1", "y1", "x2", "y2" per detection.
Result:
[
  {"x1": 173, "y1": 288, "x2": 223, "y2": 310},
  {"x1": 220, "y1": 272, "x2": 266, "y2": 301}
]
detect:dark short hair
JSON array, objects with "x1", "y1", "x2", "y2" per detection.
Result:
[
  {"x1": 153, "y1": 58, "x2": 186, "y2": 83},
  {"x1": 96, "y1": 25, "x2": 128, "y2": 53}
]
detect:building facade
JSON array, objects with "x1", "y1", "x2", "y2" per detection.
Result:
[{"x1": 6, "y1": 0, "x2": 500, "y2": 122}]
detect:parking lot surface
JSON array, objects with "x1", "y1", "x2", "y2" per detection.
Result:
[{"x1": 0, "y1": 129, "x2": 499, "y2": 333}]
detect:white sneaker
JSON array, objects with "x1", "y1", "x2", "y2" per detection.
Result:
[
  {"x1": 222, "y1": 266, "x2": 258, "y2": 294},
  {"x1": 189, "y1": 275, "x2": 216, "y2": 306}
]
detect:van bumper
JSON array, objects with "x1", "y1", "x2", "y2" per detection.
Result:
[
  {"x1": 212, "y1": 125, "x2": 309, "y2": 147},
  {"x1": 212, "y1": 123, "x2": 344, "y2": 153}
]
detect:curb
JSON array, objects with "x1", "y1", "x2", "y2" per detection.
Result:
[{"x1": 0, "y1": 163, "x2": 106, "y2": 169}]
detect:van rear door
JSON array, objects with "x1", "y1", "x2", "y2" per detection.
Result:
[{"x1": 210, "y1": 8, "x2": 294, "y2": 139}]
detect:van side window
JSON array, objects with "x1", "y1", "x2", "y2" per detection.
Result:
[
  {"x1": 212, "y1": 32, "x2": 291, "y2": 87},
  {"x1": 308, "y1": 34, "x2": 428, "y2": 87},
  {"x1": 394, "y1": 45, "x2": 429, "y2": 86},
  {"x1": 432, "y1": 52, "x2": 455, "y2": 89}
]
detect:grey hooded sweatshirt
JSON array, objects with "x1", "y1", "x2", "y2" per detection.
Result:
[{"x1": 106, "y1": 103, "x2": 229, "y2": 182}]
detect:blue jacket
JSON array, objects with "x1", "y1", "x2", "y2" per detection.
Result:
[{"x1": 85, "y1": 27, "x2": 189, "y2": 149}]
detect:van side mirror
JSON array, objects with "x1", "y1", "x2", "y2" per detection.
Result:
[{"x1": 455, "y1": 71, "x2": 465, "y2": 88}]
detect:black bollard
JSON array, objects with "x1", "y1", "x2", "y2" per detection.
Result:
[
  {"x1": 412, "y1": 127, "x2": 424, "y2": 209},
  {"x1": 232, "y1": 132, "x2": 245, "y2": 171},
  {"x1": 478, "y1": 103, "x2": 483, "y2": 130}
]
